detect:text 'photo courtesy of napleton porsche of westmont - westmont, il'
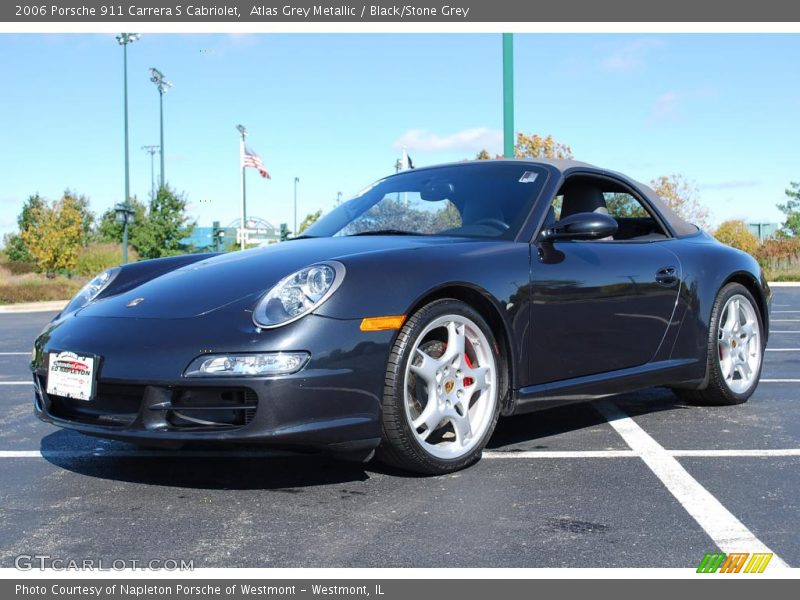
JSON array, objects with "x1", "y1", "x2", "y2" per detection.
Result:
[{"x1": 0, "y1": 7, "x2": 799, "y2": 589}]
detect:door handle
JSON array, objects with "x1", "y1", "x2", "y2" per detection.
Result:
[{"x1": 655, "y1": 266, "x2": 678, "y2": 287}]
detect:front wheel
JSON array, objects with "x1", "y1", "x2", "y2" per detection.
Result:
[
  {"x1": 676, "y1": 283, "x2": 764, "y2": 405},
  {"x1": 377, "y1": 299, "x2": 503, "y2": 474}
]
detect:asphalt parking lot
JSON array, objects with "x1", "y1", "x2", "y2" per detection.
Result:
[{"x1": 0, "y1": 288, "x2": 798, "y2": 569}]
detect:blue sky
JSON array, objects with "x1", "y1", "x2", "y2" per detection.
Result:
[{"x1": 0, "y1": 33, "x2": 798, "y2": 241}]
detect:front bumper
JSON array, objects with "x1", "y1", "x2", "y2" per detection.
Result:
[{"x1": 31, "y1": 312, "x2": 394, "y2": 452}]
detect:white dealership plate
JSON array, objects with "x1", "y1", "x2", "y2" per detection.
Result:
[{"x1": 46, "y1": 351, "x2": 97, "y2": 401}]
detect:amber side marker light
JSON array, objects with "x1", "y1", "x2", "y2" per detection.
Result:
[{"x1": 360, "y1": 315, "x2": 406, "y2": 332}]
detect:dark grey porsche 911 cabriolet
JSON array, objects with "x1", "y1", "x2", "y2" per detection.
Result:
[{"x1": 32, "y1": 159, "x2": 770, "y2": 474}]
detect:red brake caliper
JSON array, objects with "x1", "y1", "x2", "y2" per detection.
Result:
[{"x1": 463, "y1": 349, "x2": 475, "y2": 387}]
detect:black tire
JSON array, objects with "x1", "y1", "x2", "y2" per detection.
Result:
[
  {"x1": 376, "y1": 299, "x2": 505, "y2": 475},
  {"x1": 675, "y1": 283, "x2": 764, "y2": 406}
]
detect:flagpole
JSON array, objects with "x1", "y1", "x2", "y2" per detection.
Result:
[
  {"x1": 242, "y1": 148, "x2": 247, "y2": 249},
  {"x1": 236, "y1": 124, "x2": 248, "y2": 250}
]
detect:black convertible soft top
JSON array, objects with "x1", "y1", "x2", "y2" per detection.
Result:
[{"x1": 530, "y1": 158, "x2": 700, "y2": 237}]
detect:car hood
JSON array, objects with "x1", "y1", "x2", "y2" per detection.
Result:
[{"x1": 77, "y1": 236, "x2": 471, "y2": 320}]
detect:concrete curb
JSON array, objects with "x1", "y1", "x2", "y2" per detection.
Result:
[
  {"x1": 0, "y1": 300, "x2": 67, "y2": 314},
  {"x1": 767, "y1": 282, "x2": 800, "y2": 287}
]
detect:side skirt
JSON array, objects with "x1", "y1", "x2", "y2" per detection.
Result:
[{"x1": 510, "y1": 358, "x2": 701, "y2": 415}]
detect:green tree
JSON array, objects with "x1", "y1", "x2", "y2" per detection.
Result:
[
  {"x1": 132, "y1": 185, "x2": 196, "y2": 259},
  {"x1": 4, "y1": 194, "x2": 46, "y2": 262},
  {"x1": 20, "y1": 195, "x2": 85, "y2": 275},
  {"x1": 298, "y1": 210, "x2": 323, "y2": 234},
  {"x1": 431, "y1": 202, "x2": 462, "y2": 230},
  {"x1": 605, "y1": 193, "x2": 649, "y2": 218},
  {"x1": 649, "y1": 174, "x2": 711, "y2": 230},
  {"x1": 778, "y1": 182, "x2": 800, "y2": 236},
  {"x1": 62, "y1": 189, "x2": 94, "y2": 245},
  {"x1": 95, "y1": 197, "x2": 148, "y2": 245}
]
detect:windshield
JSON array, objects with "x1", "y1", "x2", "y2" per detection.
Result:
[{"x1": 303, "y1": 162, "x2": 547, "y2": 240}]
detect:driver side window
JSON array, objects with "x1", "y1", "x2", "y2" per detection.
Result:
[{"x1": 549, "y1": 176, "x2": 669, "y2": 241}]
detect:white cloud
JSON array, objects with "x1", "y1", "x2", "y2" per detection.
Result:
[
  {"x1": 393, "y1": 127, "x2": 502, "y2": 154},
  {"x1": 601, "y1": 39, "x2": 663, "y2": 73}
]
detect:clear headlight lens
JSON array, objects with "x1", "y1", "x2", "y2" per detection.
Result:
[
  {"x1": 253, "y1": 261, "x2": 345, "y2": 328},
  {"x1": 184, "y1": 352, "x2": 309, "y2": 377},
  {"x1": 63, "y1": 267, "x2": 121, "y2": 313}
]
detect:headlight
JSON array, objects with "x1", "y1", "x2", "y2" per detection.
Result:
[
  {"x1": 253, "y1": 261, "x2": 345, "y2": 328},
  {"x1": 63, "y1": 267, "x2": 121, "y2": 313},
  {"x1": 184, "y1": 352, "x2": 309, "y2": 377}
]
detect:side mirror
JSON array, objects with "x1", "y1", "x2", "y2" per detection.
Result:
[{"x1": 541, "y1": 211, "x2": 618, "y2": 242}]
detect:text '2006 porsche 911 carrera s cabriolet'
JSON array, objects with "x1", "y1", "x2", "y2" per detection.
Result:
[{"x1": 32, "y1": 159, "x2": 770, "y2": 474}]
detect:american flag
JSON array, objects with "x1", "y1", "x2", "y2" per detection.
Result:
[{"x1": 241, "y1": 145, "x2": 271, "y2": 179}]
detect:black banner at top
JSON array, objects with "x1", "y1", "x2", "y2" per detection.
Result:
[{"x1": 4, "y1": 0, "x2": 800, "y2": 22}]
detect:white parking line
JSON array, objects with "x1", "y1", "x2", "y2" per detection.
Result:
[
  {"x1": 773, "y1": 311, "x2": 800, "y2": 313},
  {"x1": 766, "y1": 348, "x2": 800, "y2": 352},
  {"x1": 770, "y1": 331, "x2": 800, "y2": 333},
  {"x1": 594, "y1": 400, "x2": 788, "y2": 568},
  {"x1": 669, "y1": 449, "x2": 800, "y2": 457},
  {"x1": 490, "y1": 449, "x2": 800, "y2": 458},
  {"x1": 0, "y1": 381, "x2": 30, "y2": 385},
  {"x1": 0, "y1": 352, "x2": 30, "y2": 356},
  {"x1": 772, "y1": 320, "x2": 800, "y2": 323},
  {"x1": 484, "y1": 450, "x2": 637, "y2": 458},
  {"x1": 761, "y1": 379, "x2": 800, "y2": 383}
]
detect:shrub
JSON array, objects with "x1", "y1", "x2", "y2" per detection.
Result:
[
  {"x1": 713, "y1": 220, "x2": 759, "y2": 255},
  {"x1": 75, "y1": 243, "x2": 137, "y2": 276},
  {"x1": 0, "y1": 259, "x2": 38, "y2": 275},
  {"x1": 0, "y1": 271, "x2": 86, "y2": 304},
  {"x1": 754, "y1": 237, "x2": 800, "y2": 265},
  {"x1": 755, "y1": 237, "x2": 800, "y2": 279}
]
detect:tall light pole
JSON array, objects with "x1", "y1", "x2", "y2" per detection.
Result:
[
  {"x1": 293, "y1": 177, "x2": 299, "y2": 236},
  {"x1": 149, "y1": 67, "x2": 172, "y2": 188},
  {"x1": 116, "y1": 32, "x2": 139, "y2": 264},
  {"x1": 141, "y1": 145, "x2": 159, "y2": 199},
  {"x1": 502, "y1": 33, "x2": 515, "y2": 158},
  {"x1": 236, "y1": 124, "x2": 248, "y2": 250}
]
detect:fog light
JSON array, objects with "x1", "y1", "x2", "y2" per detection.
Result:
[{"x1": 184, "y1": 352, "x2": 309, "y2": 377}]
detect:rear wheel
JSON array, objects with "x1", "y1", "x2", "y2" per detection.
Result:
[
  {"x1": 377, "y1": 299, "x2": 503, "y2": 474},
  {"x1": 676, "y1": 283, "x2": 764, "y2": 405}
]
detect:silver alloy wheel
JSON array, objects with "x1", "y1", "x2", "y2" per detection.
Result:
[
  {"x1": 403, "y1": 314, "x2": 497, "y2": 460},
  {"x1": 717, "y1": 294, "x2": 762, "y2": 394}
]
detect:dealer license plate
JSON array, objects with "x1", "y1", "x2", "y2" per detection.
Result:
[{"x1": 46, "y1": 351, "x2": 97, "y2": 401}]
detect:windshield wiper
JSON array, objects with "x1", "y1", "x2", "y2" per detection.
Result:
[{"x1": 347, "y1": 229, "x2": 423, "y2": 237}]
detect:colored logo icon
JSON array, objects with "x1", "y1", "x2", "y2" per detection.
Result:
[{"x1": 697, "y1": 552, "x2": 773, "y2": 573}]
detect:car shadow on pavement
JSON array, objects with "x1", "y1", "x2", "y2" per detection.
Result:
[
  {"x1": 39, "y1": 431, "x2": 373, "y2": 489},
  {"x1": 487, "y1": 386, "x2": 692, "y2": 449}
]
